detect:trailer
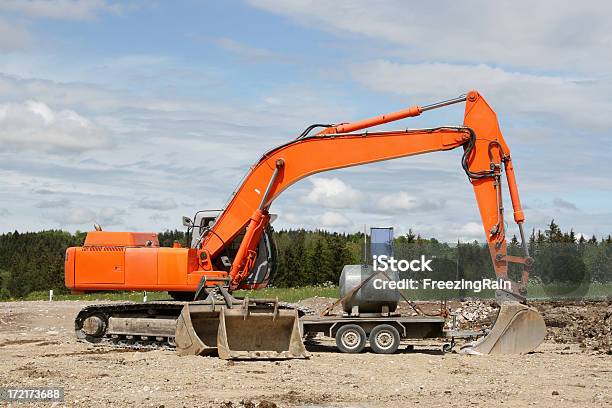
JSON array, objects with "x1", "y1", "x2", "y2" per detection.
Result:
[{"x1": 300, "y1": 313, "x2": 481, "y2": 354}]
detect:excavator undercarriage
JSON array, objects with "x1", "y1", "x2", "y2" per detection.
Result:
[{"x1": 75, "y1": 287, "x2": 309, "y2": 359}]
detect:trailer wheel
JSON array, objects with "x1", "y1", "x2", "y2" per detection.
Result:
[
  {"x1": 369, "y1": 324, "x2": 400, "y2": 354},
  {"x1": 335, "y1": 324, "x2": 366, "y2": 353}
]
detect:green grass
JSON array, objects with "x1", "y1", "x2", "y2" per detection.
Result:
[
  {"x1": 8, "y1": 290, "x2": 171, "y2": 302},
  {"x1": 2, "y1": 283, "x2": 610, "y2": 303},
  {"x1": 2, "y1": 287, "x2": 339, "y2": 303},
  {"x1": 234, "y1": 286, "x2": 339, "y2": 303}
]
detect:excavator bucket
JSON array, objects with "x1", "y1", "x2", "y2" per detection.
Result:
[
  {"x1": 174, "y1": 303, "x2": 219, "y2": 356},
  {"x1": 217, "y1": 306, "x2": 309, "y2": 360},
  {"x1": 461, "y1": 301, "x2": 546, "y2": 355},
  {"x1": 174, "y1": 301, "x2": 309, "y2": 360}
]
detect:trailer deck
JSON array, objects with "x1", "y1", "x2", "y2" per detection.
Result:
[{"x1": 300, "y1": 314, "x2": 484, "y2": 354}]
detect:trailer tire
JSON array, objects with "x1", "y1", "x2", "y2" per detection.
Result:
[
  {"x1": 335, "y1": 324, "x2": 366, "y2": 353},
  {"x1": 369, "y1": 324, "x2": 400, "y2": 354}
]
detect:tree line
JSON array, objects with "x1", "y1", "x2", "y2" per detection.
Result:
[{"x1": 0, "y1": 220, "x2": 610, "y2": 298}]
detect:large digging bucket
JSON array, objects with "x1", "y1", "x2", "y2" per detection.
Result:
[
  {"x1": 217, "y1": 305, "x2": 309, "y2": 360},
  {"x1": 461, "y1": 301, "x2": 546, "y2": 355},
  {"x1": 175, "y1": 303, "x2": 220, "y2": 356}
]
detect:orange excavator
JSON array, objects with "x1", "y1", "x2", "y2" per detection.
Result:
[{"x1": 66, "y1": 90, "x2": 546, "y2": 359}]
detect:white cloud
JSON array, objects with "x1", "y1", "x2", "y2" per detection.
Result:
[
  {"x1": 0, "y1": 100, "x2": 108, "y2": 152},
  {"x1": 303, "y1": 177, "x2": 362, "y2": 208},
  {"x1": 210, "y1": 37, "x2": 286, "y2": 63},
  {"x1": 458, "y1": 222, "x2": 484, "y2": 239},
  {"x1": 0, "y1": 0, "x2": 124, "y2": 21},
  {"x1": 35, "y1": 198, "x2": 70, "y2": 208},
  {"x1": 380, "y1": 192, "x2": 417, "y2": 211},
  {"x1": 317, "y1": 211, "x2": 352, "y2": 228},
  {"x1": 408, "y1": 221, "x2": 485, "y2": 242},
  {"x1": 137, "y1": 197, "x2": 178, "y2": 211},
  {"x1": 552, "y1": 198, "x2": 578, "y2": 210},
  {"x1": 351, "y1": 60, "x2": 612, "y2": 130},
  {"x1": 0, "y1": 18, "x2": 32, "y2": 51},
  {"x1": 149, "y1": 213, "x2": 170, "y2": 223},
  {"x1": 247, "y1": 0, "x2": 612, "y2": 74},
  {"x1": 375, "y1": 192, "x2": 444, "y2": 214},
  {"x1": 55, "y1": 207, "x2": 96, "y2": 225},
  {"x1": 97, "y1": 207, "x2": 125, "y2": 225},
  {"x1": 0, "y1": 70, "x2": 356, "y2": 233},
  {"x1": 280, "y1": 210, "x2": 353, "y2": 229},
  {"x1": 52, "y1": 206, "x2": 124, "y2": 226},
  {"x1": 0, "y1": 74, "x2": 126, "y2": 111},
  {"x1": 281, "y1": 212, "x2": 312, "y2": 226}
]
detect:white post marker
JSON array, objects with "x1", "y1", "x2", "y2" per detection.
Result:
[
  {"x1": 143, "y1": 290, "x2": 147, "y2": 302},
  {"x1": 49, "y1": 289, "x2": 53, "y2": 301}
]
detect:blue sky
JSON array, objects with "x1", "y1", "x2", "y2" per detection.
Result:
[{"x1": 1, "y1": 1, "x2": 611, "y2": 241}]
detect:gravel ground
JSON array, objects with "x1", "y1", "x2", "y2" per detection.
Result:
[{"x1": 0, "y1": 299, "x2": 610, "y2": 407}]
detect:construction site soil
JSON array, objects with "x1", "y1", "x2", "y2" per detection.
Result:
[{"x1": 0, "y1": 298, "x2": 610, "y2": 407}]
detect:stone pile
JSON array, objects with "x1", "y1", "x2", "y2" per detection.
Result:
[
  {"x1": 537, "y1": 300, "x2": 611, "y2": 355},
  {"x1": 446, "y1": 299, "x2": 497, "y2": 330}
]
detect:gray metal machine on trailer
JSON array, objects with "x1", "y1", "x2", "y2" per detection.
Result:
[
  {"x1": 300, "y1": 228, "x2": 460, "y2": 354},
  {"x1": 300, "y1": 263, "x2": 472, "y2": 354}
]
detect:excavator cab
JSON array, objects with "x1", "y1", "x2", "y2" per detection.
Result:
[
  {"x1": 185, "y1": 210, "x2": 221, "y2": 248},
  {"x1": 185, "y1": 210, "x2": 278, "y2": 289}
]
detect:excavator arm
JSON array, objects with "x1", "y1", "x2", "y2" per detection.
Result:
[{"x1": 199, "y1": 90, "x2": 532, "y2": 298}]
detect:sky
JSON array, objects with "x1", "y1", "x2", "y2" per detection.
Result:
[{"x1": 0, "y1": 0, "x2": 611, "y2": 242}]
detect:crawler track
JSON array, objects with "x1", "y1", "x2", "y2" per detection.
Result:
[{"x1": 74, "y1": 301, "x2": 185, "y2": 350}]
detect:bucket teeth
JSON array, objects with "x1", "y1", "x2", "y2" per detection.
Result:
[{"x1": 460, "y1": 301, "x2": 546, "y2": 355}]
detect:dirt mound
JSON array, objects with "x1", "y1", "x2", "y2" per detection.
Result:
[{"x1": 534, "y1": 300, "x2": 612, "y2": 354}]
